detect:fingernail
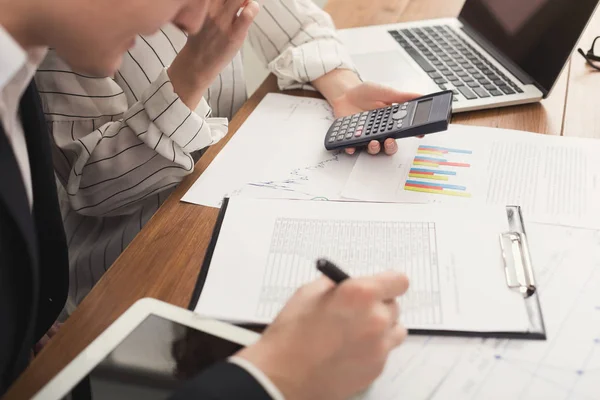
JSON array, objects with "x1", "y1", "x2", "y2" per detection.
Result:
[{"x1": 385, "y1": 141, "x2": 394, "y2": 148}]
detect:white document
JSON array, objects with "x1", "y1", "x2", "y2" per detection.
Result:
[
  {"x1": 181, "y1": 94, "x2": 357, "y2": 208},
  {"x1": 358, "y1": 223, "x2": 600, "y2": 399},
  {"x1": 342, "y1": 124, "x2": 600, "y2": 229},
  {"x1": 195, "y1": 198, "x2": 532, "y2": 333}
]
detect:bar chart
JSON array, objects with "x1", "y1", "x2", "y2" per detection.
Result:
[{"x1": 404, "y1": 145, "x2": 473, "y2": 197}]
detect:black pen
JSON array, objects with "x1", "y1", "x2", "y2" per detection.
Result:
[{"x1": 316, "y1": 258, "x2": 350, "y2": 283}]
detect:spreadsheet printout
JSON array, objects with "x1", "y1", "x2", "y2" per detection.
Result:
[
  {"x1": 195, "y1": 198, "x2": 531, "y2": 333},
  {"x1": 342, "y1": 124, "x2": 600, "y2": 229},
  {"x1": 258, "y1": 218, "x2": 441, "y2": 326}
]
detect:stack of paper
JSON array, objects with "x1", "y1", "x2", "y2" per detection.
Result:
[
  {"x1": 183, "y1": 94, "x2": 600, "y2": 230},
  {"x1": 182, "y1": 93, "x2": 600, "y2": 398}
]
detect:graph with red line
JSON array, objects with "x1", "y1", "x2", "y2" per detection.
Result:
[{"x1": 404, "y1": 145, "x2": 473, "y2": 197}]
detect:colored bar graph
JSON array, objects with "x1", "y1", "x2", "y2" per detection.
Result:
[
  {"x1": 405, "y1": 145, "x2": 473, "y2": 197},
  {"x1": 414, "y1": 156, "x2": 447, "y2": 162},
  {"x1": 439, "y1": 161, "x2": 470, "y2": 167},
  {"x1": 412, "y1": 160, "x2": 470, "y2": 168},
  {"x1": 405, "y1": 182, "x2": 443, "y2": 190},
  {"x1": 417, "y1": 149, "x2": 446, "y2": 156},
  {"x1": 405, "y1": 180, "x2": 466, "y2": 191},
  {"x1": 418, "y1": 145, "x2": 473, "y2": 154},
  {"x1": 408, "y1": 173, "x2": 449, "y2": 181},
  {"x1": 410, "y1": 168, "x2": 456, "y2": 176},
  {"x1": 405, "y1": 186, "x2": 471, "y2": 197},
  {"x1": 414, "y1": 161, "x2": 439, "y2": 167}
]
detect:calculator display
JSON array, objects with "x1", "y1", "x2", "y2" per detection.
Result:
[{"x1": 413, "y1": 99, "x2": 433, "y2": 125}]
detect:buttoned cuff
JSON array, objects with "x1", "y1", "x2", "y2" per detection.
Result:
[{"x1": 269, "y1": 38, "x2": 357, "y2": 91}]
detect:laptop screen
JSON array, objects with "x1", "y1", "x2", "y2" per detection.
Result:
[{"x1": 459, "y1": 0, "x2": 599, "y2": 92}]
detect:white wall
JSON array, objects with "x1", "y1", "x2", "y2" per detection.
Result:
[{"x1": 242, "y1": 0, "x2": 329, "y2": 97}]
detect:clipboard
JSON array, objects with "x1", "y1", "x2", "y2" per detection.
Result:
[
  {"x1": 189, "y1": 199, "x2": 546, "y2": 340},
  {"x1": 406, "y1": 206, "x2": 546, "y2": 340},
  {"x1": 502, "y1": 206, "x2": 546, "y2": 339}
]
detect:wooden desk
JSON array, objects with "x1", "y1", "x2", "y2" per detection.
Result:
[{"x1": 5, "y1": 1, "x2": 599, "y2": 398}]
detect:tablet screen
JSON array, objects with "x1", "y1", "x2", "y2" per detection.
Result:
[{"x1": 69, "y1": 315, "x2": 243, "y2": 400}]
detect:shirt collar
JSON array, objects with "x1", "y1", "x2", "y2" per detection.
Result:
[{"x1": 0, "y1": 24, "x2": 28, "y2": 92}]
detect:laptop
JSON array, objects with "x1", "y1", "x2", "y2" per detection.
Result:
[{"x1": 337, "y1": 0, "x2": 600, "y2": 113}]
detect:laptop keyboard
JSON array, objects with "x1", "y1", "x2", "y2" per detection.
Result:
[{"x1": 389, "y1": 25, "x2": 524, "y2": 101}]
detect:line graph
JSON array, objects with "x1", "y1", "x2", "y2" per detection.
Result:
[
  {"x1": 182, "y1": 93, "x2": 355, "y2": 208},
  {"x1": 243, "y1": 152, "x2": 345, "y2": 195},
  {"x1": 283, "y1": 97, "x2": 335, "y2": 124},
  {"x1": 219, "y1": 151, "x2": 353, "y2": 202}
]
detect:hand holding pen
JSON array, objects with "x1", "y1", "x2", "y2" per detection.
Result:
[{"x1": 237, "y1": 257, "x2": 409, "y2": 399}]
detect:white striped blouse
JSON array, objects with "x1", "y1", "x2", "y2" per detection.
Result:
[{"x1": 34, "y1": 0, "x2": 355, "y2": 315}]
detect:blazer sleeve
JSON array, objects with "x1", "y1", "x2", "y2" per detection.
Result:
[{"x1": 170, "y1": 362, "x2": 274, "y2": 400}]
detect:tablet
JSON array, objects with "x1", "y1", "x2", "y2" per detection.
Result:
[{"x1": 33, "y1": 298, "x2": 260, "y2": 400}]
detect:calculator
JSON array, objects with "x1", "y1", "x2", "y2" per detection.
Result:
[{"x1": 324, "y1": 90, "x2": 453, "y2": 151}]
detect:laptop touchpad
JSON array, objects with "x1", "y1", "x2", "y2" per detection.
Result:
[{"x1": 351, "y1": 51, "x2": 439, "y2": 95}]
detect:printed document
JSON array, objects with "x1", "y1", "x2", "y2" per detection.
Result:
[
  {"x1": 182, "y1": 94, "x2": 356, "y2": 208},
  {"x1": 357, "y1": 223, "x2": 600, "y2": 399},
  {"x1": 195, "y1": 198, "x2": 532, "y2": 333},
  {"x1": 343, "y1": 125, "x2": 600, "y2": 229}
]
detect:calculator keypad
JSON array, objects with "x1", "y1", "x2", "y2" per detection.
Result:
[{"x1": 328, "y1": 103, "x2": 411, "y2": 145}]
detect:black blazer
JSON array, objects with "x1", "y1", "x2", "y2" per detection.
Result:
[
  {"x1": 0, "y1": 83, "x2": 271, "y2": 399},
  {"x1": 171, "y1": 362, "x2": 272, "y2": 400},
  {"x1": 0, "y1": 83, "x2": 69, "y2": 395}
]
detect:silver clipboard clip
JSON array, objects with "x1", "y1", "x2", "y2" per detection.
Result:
[{"x1": 500, "y1": 206, "x2": 536, "y2": 298}]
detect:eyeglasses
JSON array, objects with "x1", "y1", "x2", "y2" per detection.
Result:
[{"x1": 578, "y1": 36, "x2": 600, "y2": 71}]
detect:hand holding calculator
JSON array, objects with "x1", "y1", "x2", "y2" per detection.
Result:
[{"x1": 324, "y1": 91, "x2": 453, "y2": 151}]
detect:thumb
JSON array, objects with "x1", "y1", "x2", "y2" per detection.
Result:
[{"x1": 355, "y1": 83, "x2": 422, "y2": 105}]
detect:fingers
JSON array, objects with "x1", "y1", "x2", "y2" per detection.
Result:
[
  {"x1": 385, "y1": 300, "x2": 400, "y2": 327},
  {"x1": 346, "y1": 139, "x2": 396, "y2": 156},
  {"x1": 298, "y1": 276, "x2": 336, "y2": 297},
  {"x1": 339, "y1": 272, "x2": 408, "y2": 312},
  {"x1": 388, "y1": 324, "x2": 408, "y2": 348},
  {"x1": 224, "y1": 0, "x2": 250, "y2": 17},
  {"x1": 367, "y1": 140, "x2": 380, "y2": 155},
  {"x1": 383, "y1": 139, "x2": 398, "y2": 155},
  {"x1": 370, "y1": 271, "x2": 410, "y2": 300},
  {"x1": 232, "y1": 0, "x2": 259, "y2": 40}
]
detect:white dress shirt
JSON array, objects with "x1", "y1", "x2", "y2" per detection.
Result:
[
  {"x1": 34, "y1": 0, "x2": 356, "y2": 315},
  {"x1": 0, "y1": 25, "x2": 46, "y2": 209}
]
